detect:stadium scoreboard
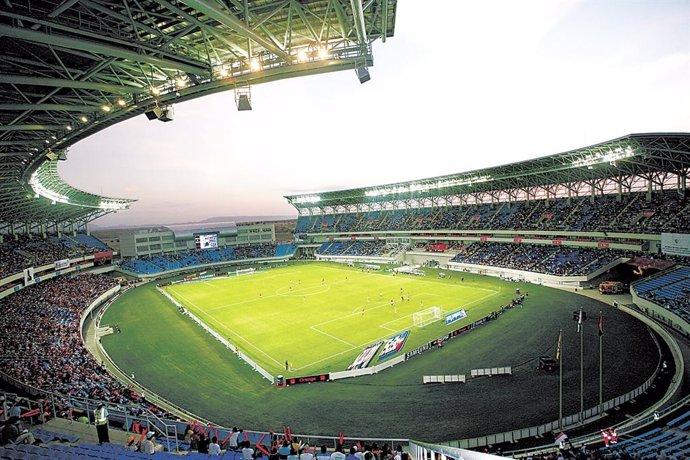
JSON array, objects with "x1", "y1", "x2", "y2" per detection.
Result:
[{"x1": 194, "y1": 233, "x2": 219, "y2": 250}]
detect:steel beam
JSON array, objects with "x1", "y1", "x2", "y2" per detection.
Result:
[
  {"x1": 179, "y1": 0, "x2": 292, "y2": 62},
  {"x1": 0, "y1": 24, "x2": 210, "y2": 76},
  {"x1": 0, "y1": 103, "x2": 102, "y2": 112},
  {"x1": 0, "y1": 75, "x2": 145, "y2": 93},
  {"x1": 350, "y1": 0, "x2": 369, "y2": 49}
]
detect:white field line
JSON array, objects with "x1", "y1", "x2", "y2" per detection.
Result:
[
  {"x1": 171, "y1": 265, "x2": 503, "y2": 373},
  {"x1": 313, "y1": 293, "x2": 434, "y2": 329},
  {"x1": 309, "y1": 325, "x2": 357, "y2": 348},
  {"x1": 168, "y1": 287, "x2": 283, "y2": 368}
]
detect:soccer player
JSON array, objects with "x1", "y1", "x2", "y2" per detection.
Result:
[{"x1": 362, "y1": 306, "x2": 365, "y2": 317}]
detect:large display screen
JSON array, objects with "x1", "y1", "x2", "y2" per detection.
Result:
[
  {"x1": 195, "y1": 233, "x2": 219, "y2": 250},
  {"x1": 661, "y1": 233, "x2": 690, "y2": 257}
]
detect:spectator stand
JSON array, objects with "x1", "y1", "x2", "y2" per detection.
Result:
[
  {"x1": 118, "y1": 243, "x2": 296, "y2": 278},
  {"x1": 447, "y1": 243, "x2": 630, "y2": 289},
  {"x1": 631, "y1": 265, "x2": 690, "y2": 336}
]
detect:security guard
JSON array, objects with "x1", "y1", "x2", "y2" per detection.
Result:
[{"x1": 94, "y1": 402, "x2": 109, "y2": 444}]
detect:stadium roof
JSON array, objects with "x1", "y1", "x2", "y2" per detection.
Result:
[
  {"x1": 285, "y1": 133, "x2": 690, "y2": 211},
  {"x1": 0, "y1": 0, "x2": 396, "y2": 231}
]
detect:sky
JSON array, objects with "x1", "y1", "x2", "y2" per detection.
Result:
[{"x1": 59, "y1": 0, "x2": 690, "y2": 227}]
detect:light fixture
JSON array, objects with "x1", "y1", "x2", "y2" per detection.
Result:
[
  {"x1": 116, "y1": 98, "x2": 126, "y2": 107},
  {"x1": 250, "y1": 58, "x2": 262, "y2": 71},
  {"x1": 175, "y1": 76, "x2": 187, "y2": 88},
  {"x1": 318, "y1": 47, "x2": 329, "y2": 60},
  {"x1": 80, "y1": 116, "x2": 88, "y2": 123},
  {"x1": 219, "y1": 67, "x2": 229, "y2": 77},
  {"x1": 101, "y1": 105, "x2": 111, "y2": 112},
  {"x1": 151, "y1": 86, "x2": 161, "y2": 96},
  {"x1": 297, "y1": 49, "x2": 308, "y2": 62},
  {"x1": 65, "y1": 125, "x2": 72, "y2": 131}
]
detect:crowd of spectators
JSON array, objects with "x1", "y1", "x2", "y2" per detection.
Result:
[
  {"x1": 0, "y1": 234, "x2": 109, "y2": 280},
  {"x1": 296, "y1": 190, "x2": 690, "y2": 235},
  {"x1": 316, "y1": 241, "x2": 398, "y2": 258},
  {"x1": 0, "y1": 274, "x2": 168, "y2": 417},
  {"x1": 120, "y1": 243, "x2": 295, "y2": 275},
  {"x1": 634, "y1": 265, "x2": 690, "y2": 323},
  {"x1": 450, "y1": 243, "x2": 627, "y2": 276}
]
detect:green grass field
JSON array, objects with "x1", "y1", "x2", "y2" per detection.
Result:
[
  {"x1": 163, "y1": 263, "x2": 507, "y2": 375},
  {"x1": 101, "y1": 262, "x2": 660, "y2": 441}
]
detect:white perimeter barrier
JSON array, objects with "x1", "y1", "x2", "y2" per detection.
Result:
[
  {"x1": 423, "y1": 375, "x2": 466, "y2": 384},
  {"x1": 329, "y1": 354, "x2": 406, "y2": 380},
  {"x1": 470, "y1": 367, "x2": 512, "y2": 377},
  {"x1": 157, "y1": 286, "x2": 275, "y2": 384}
]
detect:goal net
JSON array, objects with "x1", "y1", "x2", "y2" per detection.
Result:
[{"x1": 413, "y1": 306, "x2": 442, "y2": 328}]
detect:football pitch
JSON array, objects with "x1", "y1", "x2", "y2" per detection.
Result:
[{"x1": 163, "y1": 263, "x2": 507, "y2": 375}]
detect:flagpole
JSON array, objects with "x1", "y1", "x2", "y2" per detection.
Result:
[
  {"x1": 578, "y1": 307, "x2": 585, "y2": 420},
  {"x1": 558, "y1": 329, "x2": 563, "y2": 429},
  {"x1": 599, "y1": 311, "x2": 603, "y2": 412}
]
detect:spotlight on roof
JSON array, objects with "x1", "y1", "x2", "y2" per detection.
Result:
[
  {"x1": 144, "y1": 105, "x2": 174, "y2": 122},
  {"x1": 116, "y1": 98, "x2": 126, "y2": 107},
  {"x1": 80, "y1": 116, "x2": 88, "y2": 123},
  {"x1": 355, "y1": 65, "x2": 371, "y2": 84},
  {"x1": 297, "y1": 49, "x2": 308, "y2": 62},
  {"x1": 318, "y1": 47, "x2": 329, "y2": 60},
  {"x1": 65, "y1": 125, "x2": 72, "y2": 131},
  {"x1": 101, "y1": 105, "x2": 111, "y2": 112},
  {"x1": 235, "y1": 86, "x2": 252, "y2": 111}
]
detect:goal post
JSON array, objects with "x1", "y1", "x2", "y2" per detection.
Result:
[{"x1": 413, "y1": 306, "x2": 442, "y2": 327}]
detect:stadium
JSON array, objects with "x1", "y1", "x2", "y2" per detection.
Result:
[{"x1": 0, "y1": 2, "x2": 689, "y2": 460}]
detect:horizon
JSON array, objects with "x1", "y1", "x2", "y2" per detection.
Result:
[{"x1": 58, "y1": 0, "x2": 690, "y2": 227}]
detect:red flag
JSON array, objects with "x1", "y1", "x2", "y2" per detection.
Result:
[
  {"x1": 339, "y1": 432, "x2": 345, "y2": 445},
  {"x1": 598, "y1": 313, "x2": 603, "y2": 337}
]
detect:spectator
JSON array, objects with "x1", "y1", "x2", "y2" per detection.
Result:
[
  {"x1": 331, "y1": 444, "x2": 346, "y2": 460},
  {"x1": 301, "y1": 445, "x2": 315, "y2": 460},
  {"x1": 243, "y1": 440, "x2": 255, "y2": 460},
  {"x1": 210, "y1": 436, "x2": 222, "y2": 456}
]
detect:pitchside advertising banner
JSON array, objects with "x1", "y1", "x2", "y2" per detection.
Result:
[
  {"x1": 286, "y1": 374, "x2": 329, "y2": 386},
  {"x1": 348, "y1": 342, "x2": 382, "y2": 370},
  {"x1": 378, "y1": 331, "x2": 410, "y2": 361},
  {"x1": 445, "y1": 309, "x2": 467, "y2": 325},
  {"x1": 661, "y1": 233, "x2": 690, "y2": 257},
  {"x1": 54, "y1": 259, "x2": 70, "y2": 270}
]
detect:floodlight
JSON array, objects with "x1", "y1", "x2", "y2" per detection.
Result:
[
  {"x1": 116, "y1": 98, "x2": 126, "y2": 107},
  {"x1": 80, "y1": 116, "x2": 88, "y2": 123},
  {"x1": 235, "y1": 86, "x2": 252, "y2": 111},
  {"x1": 297, "y1": 49, "x2": 308, "y2": 62},
  {"x1": 355, "y1": 66, "x2": 370, "y2": 84},
  {"x1": 65, "y1": 125, "x2": 72, "y2": 131},
  {"x1": 101, "y1": 105, "x2": 111, "y2": 112},
  {"x1": 151, "y1": 86, "x2": 161, "y2": 96},
  {"x1": 250, "y1": 58, "x2": 262, "y2": 71},
  {"x1": 318, "y1": 47, "x2": 329, "y2": 59}
]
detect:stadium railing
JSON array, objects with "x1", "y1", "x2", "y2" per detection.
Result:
[{"x1": 429, "y1": 305, "x2": 683, "y2": 450}]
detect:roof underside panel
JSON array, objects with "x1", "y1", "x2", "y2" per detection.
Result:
[
  {"x1": 285, "y1": 133, "x2": 690, "y2": 209},
  {"x1": 0, "y1": 0, "x2": 397, "y2": 227}
]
